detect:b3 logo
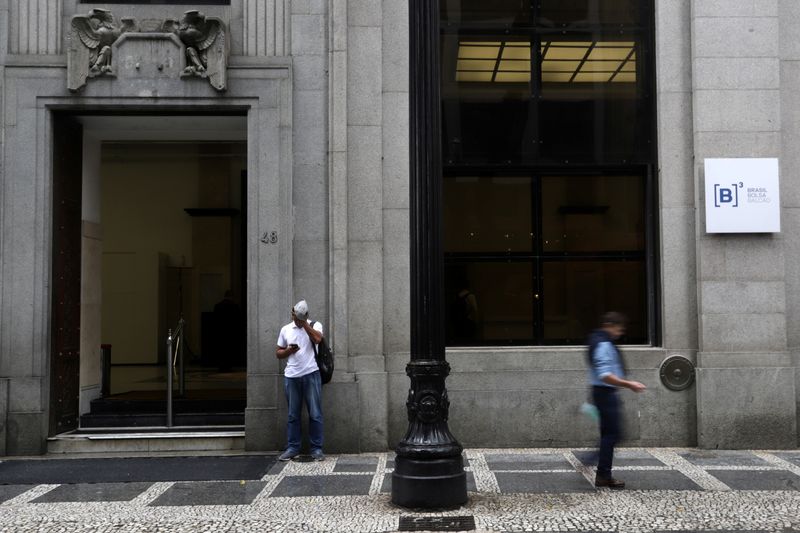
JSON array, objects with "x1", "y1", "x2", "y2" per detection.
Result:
[{"x1": 714, "y1": 182, "x2": 743, "y2": 208}]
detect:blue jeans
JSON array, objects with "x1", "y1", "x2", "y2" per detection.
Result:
[
  {"x1": 284, "y1": 370, "x2": 323, "y2": 454},
  {"x1": 593, "y1": 386, "x2": 622, "y2": 478}
]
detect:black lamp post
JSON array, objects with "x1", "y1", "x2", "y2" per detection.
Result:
[{"x1": 391, "y1": 0, "x2": 468, "y2": 509}]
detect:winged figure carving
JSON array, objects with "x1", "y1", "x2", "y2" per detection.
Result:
[
  {"x1": 67, "y1": 9, "x2": 137, "y2": 92},
  {"x1": 176, "y1": 10, "x2": 228, "y2": 91},
  {"x1": 161, "y1": 18, "x2": 181, "y2": 35}
]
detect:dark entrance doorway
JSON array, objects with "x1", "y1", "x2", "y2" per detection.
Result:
[{"x1": 49, "y1": 113, "x2": 248, "y2": 433}]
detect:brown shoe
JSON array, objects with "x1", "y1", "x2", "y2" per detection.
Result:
[{"x1": 595, "y1": 476, "x2": 625, "y2": 489}]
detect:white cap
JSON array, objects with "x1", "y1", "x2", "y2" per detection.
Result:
[{"x1": 293, "y1": 300, "x2": 309, "y2": 320}]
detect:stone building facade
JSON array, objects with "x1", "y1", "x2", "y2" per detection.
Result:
[{"x1": 0, "y1": 0, "x2": 797, "y2": 455}]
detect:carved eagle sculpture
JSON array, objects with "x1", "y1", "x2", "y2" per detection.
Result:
[
  {"x1": 68, "y1": 9, "x2": 137, "y2": 92},
  {"x1": 176, "y1": 10, "x2": 227, "y2": 91}
]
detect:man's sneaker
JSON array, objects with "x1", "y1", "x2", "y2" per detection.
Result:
[
  {"x1": 311, "y1": 451, "x2": 325, "y2": 462},
  {"x1": 278, "y1": 450, "x2": 299, "y2": 462},
  {"x1": 595, "y1": 476, "x2": 625, "y2": 489}
]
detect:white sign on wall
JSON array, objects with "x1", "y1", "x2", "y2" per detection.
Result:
[{"x1": 704, "y1": 158, "x2": 781, "y2": 233}]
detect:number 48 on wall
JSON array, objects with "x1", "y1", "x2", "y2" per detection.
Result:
[{"x1": 261, "y1": 231, "x2": 278, "y2": 244}]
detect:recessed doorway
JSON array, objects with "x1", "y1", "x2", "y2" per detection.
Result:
[{"x1": 51, "y1": 114, "x2": 249, "y2": 432}]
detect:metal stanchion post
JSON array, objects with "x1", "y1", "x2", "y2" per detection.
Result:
[
  {"x1": 167, "y1": 329, "x2": 173, "y2": 427},
  {"x1": 178, "y1": 322, "x2": 185, "y2": 397},
  {"x1": 100, "y1": 344, "x2": 112, "y2": 397}
]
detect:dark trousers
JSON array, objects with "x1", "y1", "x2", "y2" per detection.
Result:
[
  {"x1": 284, "y1": 371, "x2": 323, "y2": 454},
  {"x1": 592, "y1": 386, "x2": 622, "y2": 478}
]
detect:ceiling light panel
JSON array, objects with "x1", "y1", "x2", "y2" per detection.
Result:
[{"x1": 455, "y1": 40, "x2": 637, "y2": 83}]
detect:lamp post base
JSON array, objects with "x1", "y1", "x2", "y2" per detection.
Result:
[{"x1": 391, "y1": 455, "x2": 467, "y2": 509}]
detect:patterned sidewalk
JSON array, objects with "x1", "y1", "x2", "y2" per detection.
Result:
[{"x1": 1, "y1": 448, "x2": 800, "y2": 532}]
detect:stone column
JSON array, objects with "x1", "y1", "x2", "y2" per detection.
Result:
[
  {"x1": 780, "y1": 0, "x2": 800, "y2": 446},
  {"x1": 329, "y1": 0, "x2": 348, "y2": 358},
  {"x1": 0, "y1": 379, "x2": 7, "y2": 455},
  {"x1": 0, "y1": 2, "x2": 5, "y2": 452},
  {"x1": 691, "y1": 0, "x2": 797, "y2": 448},
  {"x1": 344, "y1": 0, "x2": 388, "y2": 452}
]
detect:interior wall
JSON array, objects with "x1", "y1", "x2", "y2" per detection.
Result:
[
  {"x1": 101, "y1": 144, "x2": 199, "y2": 365},
  {"x1": 99, "y1": 142, "x2": 246, "y2": 371},
  {"x1": 79, "y1": 223, "x2": 103, "y2": 413},
  {"x1": 79, "y1": 134, "x2": 102, "y2": 414}
]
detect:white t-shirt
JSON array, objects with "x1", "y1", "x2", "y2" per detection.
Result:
[{"x1": 277, "y1": 320, "x2": 324, "y2": 378}]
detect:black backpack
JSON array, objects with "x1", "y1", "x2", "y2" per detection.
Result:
[{"x1": 310, "y1": 321, "x2": 334, "y2": 384}]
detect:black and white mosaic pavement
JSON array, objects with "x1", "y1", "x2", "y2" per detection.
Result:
[{"x1": 1, "y1": 448, "x2": 799, "y2": 532}]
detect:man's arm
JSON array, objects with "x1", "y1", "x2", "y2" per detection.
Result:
[
  {"x1": 276, "y1": 345, "x2": 299, "y2": 359},
  {"x1": 275, "y1": 327, "x2": 298, "y2": 359},
  {"x1": 297, "y1": 320, "x2": 323, "y2": 345},
  {"x1": 601, "y1": 373, "x2": 646, "y2": 392}
]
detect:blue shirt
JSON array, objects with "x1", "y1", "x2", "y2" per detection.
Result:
[{"x1": 588, "y1": 340, "x2": 625, "y2": 388}]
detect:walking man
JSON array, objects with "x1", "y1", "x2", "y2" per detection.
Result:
[
  {"x1": 276, "y1": 300, "x2": 325, "y2": 461},
  {"x1": 586, "y1": 312, "x2": 646, "y2": 489}
]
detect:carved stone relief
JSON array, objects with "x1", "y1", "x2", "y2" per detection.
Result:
[{"x1": 67, "y1": 9, "x2": 228, "y2": 93}]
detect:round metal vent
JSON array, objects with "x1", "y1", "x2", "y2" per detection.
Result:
[{"x1": 659, "y1": 355, "x2": 695, "y2": 391}]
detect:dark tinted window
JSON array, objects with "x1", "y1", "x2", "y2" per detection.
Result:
[
  {"x1": 541, "y1": 175, "x2": 644, "y2": 253},
  {"x1": 80, "y1": 1, "x2": 229, "y2": 4},
  {"x1": 441, "y1": 33, "x2": 535, "y2": 165},
  {"x1": 538, "y1": 33, "x2": 651, "y2": 163},
  {"x1": 542, "y1": 260, "x2": 647, "y2": 343},
  {"x1": 441, "y1": 0, "x2": 533, "y2": 25},
  {"x1": 441, "y1": 4, "x2": 654, "y2": 166},
  {"x1": 441, "y1": 0, "x2": 640, "y2": 27},
  {"x1": 538, "y1": 0, "x2": 640, "y2": 26},
  {"x1": 444, "y1": 176, "x2": 534, "y2": 253},
  {"x1": 445, "y1": 261, "x2": 535, "y2": 344},
  {"x1": 444, "y1": 172, "x2": 647, "y2": 346},
  {"x1": 441, "y1": 2, "x2": 656, "y2": 346}
]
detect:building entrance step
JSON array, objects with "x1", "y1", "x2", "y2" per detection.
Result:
[
  {"x1": 80, "y1": 412, "x2": 244, "y2": 428},
  {"x1": 88, "y1": 391, "x2": 246, "y2": 415},
  {"x1": 47, "y1": 427, "x2": 246, "y2": 454}
]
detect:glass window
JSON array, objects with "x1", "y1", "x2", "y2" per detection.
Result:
[
  {"x1": 538, "y1": 0, "x2": 640, "y2": 27},
  {"x1": 445, "y1": 261, "x2": 535, "y2": 344},
  {"x1": 538, "y1": 33, "x2": 650, "y2": 163},
  {"x1": 541, "y1": 175, "x2": 644, "y2": 253},
  {"x1": 80, "y1": 1, "x2": 229, "y2": 4},
  {"x1": 441, "y1": 33, "x2": 535, "y2": 165},
  {"x1": 542, "y1": 260, "x2": 647, "y2": 344},
  {"x1": 441, "y1": 0, "x2": 533, "y2": 25},
  {"x1": 444, "y1": 176, "x2": 533, "y2": 253},
  {"x1": 442, "y1": 34, "x2": 652, "y2": 164},
  {"x1": 443, "y1": 172, "x2": 647, "y2": 346},
  {"x1": 441, "y1": 2, "x2": 656, "y2": 346},
  {"x1": 441, "y1": 0, "x2": 641, "y2": 27}
]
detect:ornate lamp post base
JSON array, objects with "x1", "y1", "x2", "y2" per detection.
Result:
[
  {"x1": 391, "y1": 361, "x2": 467, "y2": 508},
  {"x1": 392, "y1": 456, "x2": 467, "y2": 509}
]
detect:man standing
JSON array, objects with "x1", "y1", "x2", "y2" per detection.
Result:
[
  {"x1": 587, "y1": 312, "x2": 646, "y2": 489},
  {"x1": 276, "y1": 300, "x2": 325, "y2": 461}
]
